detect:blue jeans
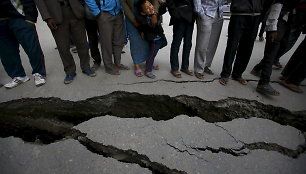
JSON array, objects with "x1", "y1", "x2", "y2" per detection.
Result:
[{"x1": 0, "y1": 18, "x2": 46, "y2": 78}]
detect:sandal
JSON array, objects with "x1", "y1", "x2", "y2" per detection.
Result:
[
  {"x1": 232, "y1": 77, "x2": 248, "y2": 85},
  {"x1": 256, "y1": 84, "x2": 280, "y2": 96},
  {"x1": 219, "y1": 77, "x2": 229, "y2": 86},
  {"x1": 279, "y1": 80, "x2": 303, "y2": 93},
  {"x1": 171, "y1": 70, "x2": 182, "y2": 78},
  {"x1": 135, "y1": 69, "x2": 143, "y2": 77},
  {"x1": 116, "y1": 64, "x2": 130, "y2": 70},
  {"x1": 106, "y1": 69, "x2": 120, "y2": 75},
  {"x1": 195, "y1": 73, "x2": 204, "y2": 79},
  {"x1": 181, "y1": 69, "x2": 193, "y2": 76},
  {"x1": 204, "y1": 67, "x2": 214, "y2": 75},
  {"x1": 145, "y1": 72, "x2": 156, "y2": 79},
  {"x1": 153, "y1": 64, "x2": 159, "y2": 70}
]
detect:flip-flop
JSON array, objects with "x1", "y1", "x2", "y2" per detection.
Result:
[
  {"x1": 135, "y1": 69, "x2": 143, "y2": 77},
  {"x1": 279, "y1": 80, "x2": 303, "y2": 93},
  {"x1": 195, "y1": 73, "x2": 204, "y2": 79},
  {"x1": 181, "y1": 69, "x2": 193, "y2": 76},
  {"x1": 256, "y1": 84, "x2": 280, "y2": 96},
  {"x1": 116, "y1": 64, "x2": 130, "y2": 70},
  {"x1": 145, "y1": 72, "x2": 156, "y2": 79},
  {"x1": 171, "y1": 70, "x2": 181, "y2": 78},
  {"x1": 219, "y1": 77, "x2": 228, "y2": 86},
  {"x1": 232, "y1": 77, "x2": 247, "y2": 85}
]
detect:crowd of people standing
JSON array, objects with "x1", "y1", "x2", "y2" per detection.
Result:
[{"x1": 0, "y1": 0, "x2": 305, "y2": 96}]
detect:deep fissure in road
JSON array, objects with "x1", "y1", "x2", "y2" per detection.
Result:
[{"x1": 1, "y1": 91, "x2": 306, "y2": 173}]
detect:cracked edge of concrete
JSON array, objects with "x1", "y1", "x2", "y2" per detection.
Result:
[
  {"x1": 117, "y1": 78, "x2": 306, "y2": 86},
  {"x1": 0, "y1": 91, "x2": 306, "y2": 173}
]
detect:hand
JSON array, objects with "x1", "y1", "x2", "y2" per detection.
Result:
[
  {"x1": 141, "y1": 32, "x2": 145, "y2": 39},
  {"x1": 151, "y1": 14, "x2": 157, "y2": 27},
  {"x1": 46, "y1": 18, "x2": 58, "y2": 30},
  {"x1": 266, "y1": 31, "x2": 277, "y2": 43}
]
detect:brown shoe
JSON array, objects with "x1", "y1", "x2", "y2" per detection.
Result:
[
  {"x1": 204, "y1": 67, "x2": 214, "y2": 75},
  {"x1": 181, "y1": 69, "x2": 193, "y2": 76},
  {"x1": 195, "y1": 73, "x2": 204, "y2": 79},
  {"x1": 171, "y1": 70, "x2": 182, "y2": 78},
  {"x1": 219, "y1": 77, "x2": 229, "y2": 86},
  {"x1": 280, "y1": 80, "x2": 303, "y2": 93}
]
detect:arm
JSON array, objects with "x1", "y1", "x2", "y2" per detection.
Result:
[
  {"x1": 34, "y1": 0, "x2": 57, "y2": 30},
  {"x1": 193, "y1": 0, "x2": 204, "y2": 17},
  {"x1": 265, "y1": 3, "x2": 283, "y2": 42},
  {"x1": 121, "y1": 0, "x2": 139, "y2": 26},
  {"x1": 84, "y1": 0, "x2": 101, "y2": 16}
]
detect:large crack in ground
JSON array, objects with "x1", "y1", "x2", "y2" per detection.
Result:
[{"x1": 0, "y1": 91, "x2": 306, "y2": 173}]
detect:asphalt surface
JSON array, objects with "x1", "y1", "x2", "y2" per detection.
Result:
[{"x1": 0, "y1": 13, "x2": 305, "y2": 174}]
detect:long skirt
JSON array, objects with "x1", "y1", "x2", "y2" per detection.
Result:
[{"x1": 125, "y1": 17, "x2": 151, "y2": 64}]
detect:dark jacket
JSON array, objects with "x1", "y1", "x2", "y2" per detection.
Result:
[
  {"x1": 0, "y1": 0, "x2": 38, "y2": 22},
  {"x1": 135, "y1": 3, "x2": 166, "y2": 41},
  {"x1": 166, "y1": 0, "x2": 195, "y2": 25},
  {"x1": 230, "y1": 0, "x2": 275, "y2": 14}
]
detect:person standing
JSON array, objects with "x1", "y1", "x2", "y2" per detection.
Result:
[
  {"x1": 219, "y1": 0, "x2": 275, "y2": 86},
  {"x1": 166, "y1": 0, "x2": 195, "y2": 78},
  {"x1": 86, "y1": 0, "x2": 129, "y2": 75},
  {"x1": 280, "y1": 36, "x2": 306, "y2": 93},
  {"x1": 35, "y1": 0, "x2": 96, "y2": 84},
  {"x1": 0, "y1": 0, "x2": 46, "y2": 89},
  {"x1": 193, "y1": 0, "x2": 225, "y2": 79},
  {"x1": 84, "y1": 2, "x2": 102, "y2": 71},
  {"x1": 122, "y1": 0, "x2": 160, "y2": 77}
]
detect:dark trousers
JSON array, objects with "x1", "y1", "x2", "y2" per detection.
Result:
[
  {"x1": 170, "y1": 20, "x2": 194, "y2": 71},
  {"x1": 274, "y1": 9, "x2": 306, "y2": 64},
  {"x1": 254, "y1": 20, "x2": 290, "y2": 85},
  {"x1": 97, "y1": 11, "x2": 124, "y2": 72},
  {"x1": 145, "y1": 39, "x2": 163, "y2": 72},
  {"x1": 0, "y1": 18, "x2": 46, "y2": 78},
  {"x1": 221, "y1": 15, "x2": 261, "y2": 78},
  {"x1": 282, "y1": 36, "x2": 306, "y2": 85},
  {"x1": 85, "y1": 18, "x2": 102, "y2": 65},
  {"x1": 51, "y1": 6, "x2": 90, "y2": 75}
]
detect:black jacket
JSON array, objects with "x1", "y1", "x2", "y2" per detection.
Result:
[
  {"x1": 136, "y1": 3, "x2": 167, "y2": 41},
  {"x1": 0, "y1": 0, "x2": 38, "y2": 22},
  {"x1": 166, "y1": 0, "x2": 195, "y2": 25},
  {"x1": 230, "y1": 0, "x2": 275, "y2": 14}
]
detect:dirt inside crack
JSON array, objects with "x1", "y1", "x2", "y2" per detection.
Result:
[
  {"x1": 1, "y1": 91, "x2": 306, "y2": 173},
  {"x1": 0, "y1": 91, "x2": 305, "y2": 144}
]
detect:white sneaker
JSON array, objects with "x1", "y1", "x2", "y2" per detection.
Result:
[
  {"x1": 33, "y1": 73, "x2": 46, "y2": 86},
  {"x1": 4, "y1": 76, "x2": 30, "y2": 89}
]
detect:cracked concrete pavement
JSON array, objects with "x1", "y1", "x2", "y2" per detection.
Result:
[{"x1": 0, "y1": 13, "x2": 306, "y2": 174}]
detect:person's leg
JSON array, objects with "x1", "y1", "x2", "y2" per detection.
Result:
[
  {"x1": 194, "y1": 15, "x2": 213, "y2": 74},
  {"x1": 232, "y1": 16, "x2": 260, "y2": 79},
  {"x1": 145, "y1": 39, "x2": 162, "y2": 78},
  {"x1": 11, "y1": 18, "x2": 46, "y2": 77},
  {"x1": 258, "y1": 20, "x2": 289, "y2": 85},
  {"x1": 283, "y1": 37, "x2": 306, "y2": 85},
  {"x1": 220, "y1": 15, "x2": 246, "y2": 79},
  {"x1": 181, "y1": 22, "x2": 194, "y2": 71},
  {"x1": 97, "y1": 11, "x2": 118, "y2": 74},
  {"x1": 0, "y1": 20, "x2": 26, "y2": 78},
  {"x1": 85, "y1": 18, "x2": 102, "y2": 66},
  {"x1": 205, "y1": 16, "x2": 223, "y2": 69},
  {"x1": 51, "y1": 6, "x2": 77, "y2": 75},
  {"x1": 112, "y1": 13, "x2": 125, "y2": 66},
  {"x1": 170, "y1": 22, "x2": 184, "y2": 72}
]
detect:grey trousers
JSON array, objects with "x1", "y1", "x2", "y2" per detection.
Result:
[
  {"x1": 97, "y1": 11, "x2": 124, "y2": 72},
  {"x1": 51, "y1": 6, "x2": 90, "y2": 75},
  {"x1": 194, "y1": 14, "x2": 223, "y2": 74}
]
